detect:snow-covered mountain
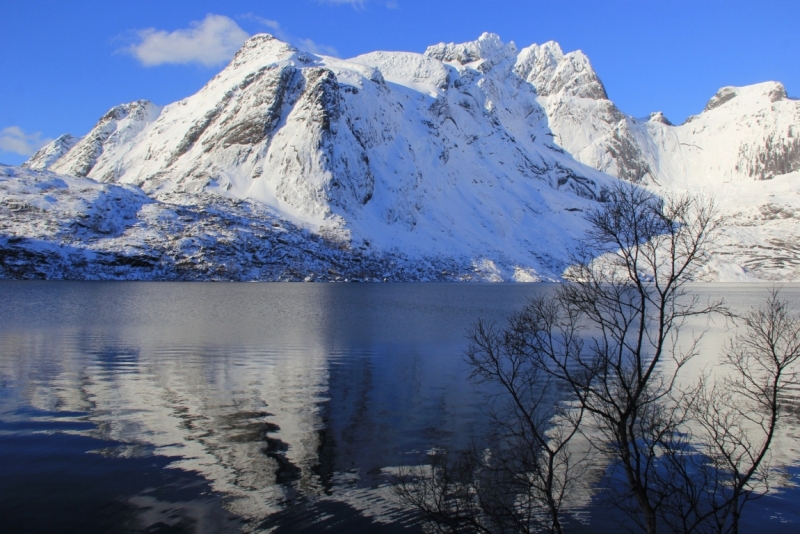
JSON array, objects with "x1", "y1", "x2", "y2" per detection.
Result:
[{"x1": 5, "y1": 33, "x2": 800, "y2": 281}]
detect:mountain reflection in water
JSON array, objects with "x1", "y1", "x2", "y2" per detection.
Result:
[{"x1": 1, "y1": 282, "x2": 799, "y2": 533}]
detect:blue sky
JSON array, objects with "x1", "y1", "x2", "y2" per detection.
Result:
[{"x1": 1, "y1": 0, "x2": 798, "y2": 165}]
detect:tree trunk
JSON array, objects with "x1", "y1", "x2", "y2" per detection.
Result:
[{"x1": 620, "y1": 423, "x2": 658, "y2": 534}]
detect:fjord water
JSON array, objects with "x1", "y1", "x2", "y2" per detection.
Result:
[{"x1": 1, "y1": 282, "x2": 798, "y2": 533}]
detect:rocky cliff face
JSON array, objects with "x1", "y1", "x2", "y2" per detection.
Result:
[{"x1": 11, "y1": 33, "x2": 800, "y2": 281}]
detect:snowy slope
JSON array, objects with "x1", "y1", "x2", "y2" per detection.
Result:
[
  {"x1": 654, "y1": 170, "x2": 800, "y2": 282},
  {"x1": 11, "y1": 33, "x2": 800, "y2": 281},
  {"x1": 0, "y1": 164, "x2": 577, "y2": 281}
]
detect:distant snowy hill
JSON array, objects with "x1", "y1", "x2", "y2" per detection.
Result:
[{"x1": 4, "y1": 33, "x2": 800, "y2": 281}]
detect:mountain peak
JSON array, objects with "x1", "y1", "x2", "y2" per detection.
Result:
[
  {"x1": 704, "y1": 82, "x2": 789, "y2": 113},
  {"x1": 704, "y1": 86, "x2": 738, "y2": 112},
  {"x1": 515, "y1": 41, "x2": 607, "y2": 99},
  {"x1": 228, "y1": 33, "x2": 307, "y2": 70},
  {"x1": 49, "y1": 100, "x2": 161, "y2": 178},
  {"x1": 99, "y1": 100, "x2": 157, "y2": 123},
  {"x1": 22, "y1": 133, "x2": 80, "y2": 171},
  {"x1": 647, "y1": 111, "x2": 673, "y2": 126},
  {"x1": 424, "y1": 32, "x2": 517, "y2": 70}
]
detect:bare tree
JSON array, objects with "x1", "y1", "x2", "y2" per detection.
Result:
[
  {"x1": 396, "y1": 184, "x2": 733, "y2": 533},
  {"x1": 538, "y1": 184, "x2": 724, "y2": 533},
  {"x1": 685, "y1": 290, "x2": 800, "y2": 534}
]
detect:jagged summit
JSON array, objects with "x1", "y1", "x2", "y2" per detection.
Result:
[
  {"x1": 425, "y1": 32, "x2": 518, "y2": 70},
  {"x1": 421, "y1": 35, "x2": 607, "y2": 100},
  {"x1": 224, "y1": 33, "x2": 328, "y2": 73},
  {"x1": 704, "y1": 86, "x2": 739, "y2": 112},
  {"x1": 515, "y1": 41, "x2": 608, "y2": 100},
  {"x1": 647, "y1": 111, "x2": 673, "y2": 126}
]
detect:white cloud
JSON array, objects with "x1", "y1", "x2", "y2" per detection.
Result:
[
  {"x1": 0, "y1": 126, "x2": 52, "y2": 156},
  {"x1": 243, "y1": 15, "x2": 339, "y2": 57},
  {"x1": 123, "y1": 13, "x2": 338, "y2": 66},
  {"x1": 125, "y1": 14, "x2": 250, "y2": 67}
]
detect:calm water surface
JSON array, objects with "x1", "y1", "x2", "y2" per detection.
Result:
[{"x1": 1, "y1": 282, "x2": 799, "y2": 533}]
